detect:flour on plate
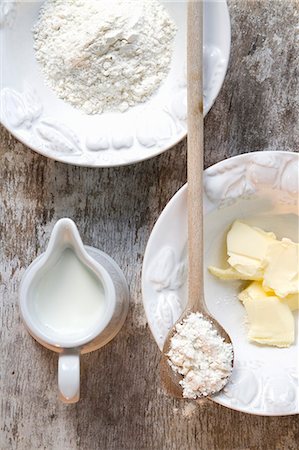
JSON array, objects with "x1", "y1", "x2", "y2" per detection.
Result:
[
  {"x1": 167, "y1": 312, "x2": 233, "y2": 399},
  {"x1": 33, "y1": 0, "x2": 177, "y2": 114}
]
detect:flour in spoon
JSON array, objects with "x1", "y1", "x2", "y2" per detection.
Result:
[
  {"x1": 33, "y1": 0, "x2": 177, "y2": 114},
  {"x1": 167, "y1": 312, "x2": 233, "y2": 399}
]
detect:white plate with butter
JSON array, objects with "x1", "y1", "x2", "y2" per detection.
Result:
[
  {"x1": 0, "y1": 0, "x2": 230, "y2": 167},
  {"x1": 142, "y1": 151, "x2": 299, "y2": 416}
]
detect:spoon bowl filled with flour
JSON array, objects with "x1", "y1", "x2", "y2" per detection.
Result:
[
  {"x1": 0, "y1": 0, "x2": 231, "y2": 166},
  {"x1": 165, "y1": 312, "x2": 233, "y2": 399}
]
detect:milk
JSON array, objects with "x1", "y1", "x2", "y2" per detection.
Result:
[{"x1": 33, "y1": 248, "x2": 106, "y2": 336}]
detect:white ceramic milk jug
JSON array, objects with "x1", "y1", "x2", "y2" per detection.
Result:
[{"x1": 19, "y1": 218, "x2": 129, "y2": 403}]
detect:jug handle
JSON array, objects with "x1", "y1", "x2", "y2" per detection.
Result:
[{"x1": 58, "y1": 351, "x2": 80, "y2": 403}]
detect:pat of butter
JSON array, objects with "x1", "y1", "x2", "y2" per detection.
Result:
[
  {"x1": 209, "y1": 266, "x2": 263, "y2": 281},
  {"x1": 284, "y1": 293, "x2": 299, "y2": 311},
  {"x1": 239, "y1": 281, "x2": 299, "y2": 311},
  {"x1": 239, "y1": 282, "x2": 296, "y2": 347},
  {"x1": 242, "y1": 295, "x2": 294, "y2": 348},
  {"x1": 208, "y1": 221, "x2": 275, "y2": 280},
  {"x1": 263, "y1": 238, "x2": 299, "y2": 298},
  {"x1": 209, "y1": 221, "x2": 299, "y2": 294},
  {"x1": 226, "y1": 221, "x2": 276, "y2": 278}
]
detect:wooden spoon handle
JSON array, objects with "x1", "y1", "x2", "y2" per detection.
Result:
[{"x1": 187, "y1": 0, "x2": 205, "y2": 312}]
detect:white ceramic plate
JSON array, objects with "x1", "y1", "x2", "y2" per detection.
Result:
[
  {"x1": 142, "y1": 151, "x2": 299, "y2": 416},
  {"x1": 0, "y1": 0, "x2": 230, "y2": 167}
]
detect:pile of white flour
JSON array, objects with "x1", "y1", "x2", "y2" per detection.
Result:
[
  {"x1": 33, "y1": 0, "x2": 177, "y2": 114},
  {"x1": 167, "y1": 312, "x2": 233, "y2": 399}
]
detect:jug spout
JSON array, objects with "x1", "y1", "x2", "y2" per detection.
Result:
[{"x1": 45, "y1": 218, "x2": 84, "y2": 256}]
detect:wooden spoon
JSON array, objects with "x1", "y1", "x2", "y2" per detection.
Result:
[{"x1": 160, "y1": 0, "x2": 233, "y2": 400}]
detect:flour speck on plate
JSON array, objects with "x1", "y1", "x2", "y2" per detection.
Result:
[
  {"x1": 33, "y1": 0, "x2": 177, "y2": 114},
  {"x1": 167, "y1": 312, "x2": 233, "y2": 399}
]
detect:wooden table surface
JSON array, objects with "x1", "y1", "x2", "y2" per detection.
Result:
[{"x1": 1, "y1": 1, "x2": 298, "y2": 449}]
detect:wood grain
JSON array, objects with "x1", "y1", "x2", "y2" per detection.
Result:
[
  {"x1": 0, "y1": 1, "x2": 298, "y2": 449},
  {"x1": 187, "y1": 0, "x2": 205, "y2": 310}
]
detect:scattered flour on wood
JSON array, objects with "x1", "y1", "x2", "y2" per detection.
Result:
[
  {"x1": 167, "y1": 312, "x2": 233, "y2": 399},
  {"x1": 33, "y1": 0, "x2": 177, "y2": 114},
  {"x1": 182, "y1": 402, "x2": 197, "y2": 418}
]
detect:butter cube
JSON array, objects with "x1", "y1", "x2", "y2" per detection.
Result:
[
  {"x1": 238, "y1": 281, "x2": 271, "y2": 303},
  {"x1": 209, "y1": 266, "x2": 263, "y2": 281},
  {"x1": 283, "y1": 293, "x2": 299, "y2": 311},
  {"x1": 242, "y1": 295, "x2": 294, "y2": 348},
  {"x1": 239, "y1": 281, "x2": 299, "y2": 311},
  {"x1": 226, "y1": 221, "x2": 276, "y2": 278},
  {"x1": 239, "y1": 281, "x2": 296, "y2": 347},
  {"x1": 263, "y1": 238, "x2": 299, "y2": 298}
]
